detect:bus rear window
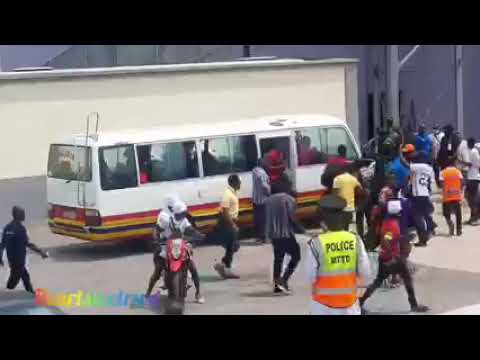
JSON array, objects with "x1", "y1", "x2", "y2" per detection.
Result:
[
  {"x1": 99, "y1": 145, "x2": 138, "y2": 191},
  {"x1": 48, "y1": 145, "x2": 91, "y2": 181}
]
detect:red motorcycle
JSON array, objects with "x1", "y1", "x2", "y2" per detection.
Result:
[{"x1": 164, "y1": 229, "x2": 204, "y2": 315}]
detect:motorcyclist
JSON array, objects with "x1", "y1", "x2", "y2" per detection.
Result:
[{"x1": 146, "y1": 198, "x2": 205, "y2": 304}]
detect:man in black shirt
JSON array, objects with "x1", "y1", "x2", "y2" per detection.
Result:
[
  {"x1": 0, "y1": 206, "x2": 48, "y2": 293},
  {"x1": 438, "y1": 124, "x2": 461, "y2": 170}
]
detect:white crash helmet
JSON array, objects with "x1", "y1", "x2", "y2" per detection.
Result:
[
  {"x1": 172, "y1": 201, "x2": 187, "y2": 215},
  {"x1": 165, "y1": 195, "x2": 180, "y2": 211}
]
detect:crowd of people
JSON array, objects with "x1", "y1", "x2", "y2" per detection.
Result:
[{"x1": 1, "y1": 122, "x2": 478, "y2": 315}]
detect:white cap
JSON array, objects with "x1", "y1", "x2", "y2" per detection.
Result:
[
  {"x1": 172, "y1": 201, "x2": 187, "y2": 215},
  {"x1": 387, "y1": 200, "x2": 402, "y2": 216}
]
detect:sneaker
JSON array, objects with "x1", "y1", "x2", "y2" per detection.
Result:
[
  {"x1": 274, "y1": 285, "x2": 283, "y2": 294},
  {"x1": 195, "y1": 293, "x2": 205, "y2": 304},
  {"x1": 457, "y1": 230, "x2": 463, "y2": 237},
  {"x1": 255, "y1": 238, "x2": 266, "y2": 245},
  {"x1": 411, "y1": 304, "x2": 430, "y2": 313},
  {"x1": 414, "y1": 242, "x2": 427, "y2": 247},
  {"x1": 214, "y1": 262, "x2": 227, "y2": 279},
  {"x1": 276, "y1": 280, "x2": 291, "y2": 295},
  {"x1": 471, "y1": 220, "x2": 480, "y2": 226},
  {"x1": 224, "y1": 268, "x2": 240, "y2": 279}
]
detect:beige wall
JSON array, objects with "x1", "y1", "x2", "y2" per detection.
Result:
[{"x1": 0, "y1": 63, "x2": 348, "y2": 179}]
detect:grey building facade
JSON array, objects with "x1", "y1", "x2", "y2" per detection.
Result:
[{"x1": 1, "y1": 45, "x2": 478, "y2": 143}]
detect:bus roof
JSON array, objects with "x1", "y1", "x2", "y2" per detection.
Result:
[{"x1": 66, "y1": 114, "x2": 347, "y2": 147}]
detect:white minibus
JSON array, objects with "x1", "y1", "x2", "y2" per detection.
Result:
[{"x1": 47, "y1": 114, "x2": 360, "y2": 242}]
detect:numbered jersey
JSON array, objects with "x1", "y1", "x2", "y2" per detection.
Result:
[{"x1": 410, "y1": 163, "x2": 435, "y2": 197}]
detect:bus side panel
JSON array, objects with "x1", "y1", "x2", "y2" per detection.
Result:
[
  {"x1": 196, "y1": 172, "x2": 254, "y2": 228},
  {"x1": 94, "y1": 179, "x2": 204, "y2": 241}
]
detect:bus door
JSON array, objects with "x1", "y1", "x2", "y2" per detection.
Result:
[{"x1": 256, "y1": 131, "x2": 295, "y2": 190}]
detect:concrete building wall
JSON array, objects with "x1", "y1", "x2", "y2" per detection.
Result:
[
  {"x1": 250, "y1": 45, "x2": 369, "y2": 142},
  {"x1": 0, "y1": 61, "x2": 352, "y2": 179},
  {"x1": 2, "y1": 45, "x2": 480, "y2": 140}
]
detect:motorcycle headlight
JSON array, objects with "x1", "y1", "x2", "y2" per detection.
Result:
[{"x1": 171, "y1": 239, "x2": 183, "y2": 260}]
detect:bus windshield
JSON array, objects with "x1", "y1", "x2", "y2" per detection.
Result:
[{"x1": 48, "y1": 145, "x2": 92, "y2": 181}]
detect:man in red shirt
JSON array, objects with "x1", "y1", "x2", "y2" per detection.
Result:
[
  {"x1": 328, "y1": 145, "x2": 349, "y2": 167},
  {"x1": 266, "y1": 148, "x2": 286, "y2": 184},
  {"x1": 298, "y1": 136, "x2": 317, "y2": 166},
  {"x1": 360, "y1": 199, "x2": 429, "y2": 313}
]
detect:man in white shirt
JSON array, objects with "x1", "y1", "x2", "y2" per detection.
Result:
[
  {"x1": 401, "y1": 150, "x2": 437, "y2": 247},
  {"x1": 430, "y1": 124, "x2": 444, "y2": 186},
  {"x1": 457, "y1": 139, "x2": 470, "y2": 178},
  {"x1": 463, "y1": 138, "x2": 480, "y2": 224}
]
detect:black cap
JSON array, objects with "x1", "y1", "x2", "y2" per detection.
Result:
[{"x1": 318, "y1": 194, "x2": 346, "y2": 211}]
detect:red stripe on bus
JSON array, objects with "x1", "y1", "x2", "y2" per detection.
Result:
[{"x1": 102, "y1": 210, "x2": 160, "y2": 222}]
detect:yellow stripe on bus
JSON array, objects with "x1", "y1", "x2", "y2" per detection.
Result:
[{"x1": 51, "y1": 227, "x2": 153, "y2": 242}]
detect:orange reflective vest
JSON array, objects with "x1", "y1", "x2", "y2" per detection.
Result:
[
  {"x1": 310, "y1": 231, "x2": 358, "y2": 308},
  {"x1": 440, "y1": 166, "x2": 463, "y2": 203}
]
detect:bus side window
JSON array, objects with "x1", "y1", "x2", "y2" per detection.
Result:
[
  {"x1": 100, "y1": 145, "x2": 138, "y2": 191},
  {"x1": 325, "y1": 127, "x2": 359, "y2": 160},
  {"x1": 144, "y1": 141, "x2": 199, "y2": 183},
  {"x1": 295, "y1": 128, "x2": 326, "y2": 166},
  {"x1": 137, "y1": 145, "x2": 152, "y2": 184},
  {"x1": 201, "y1": 135, "x2": 257, "y2": 177}
]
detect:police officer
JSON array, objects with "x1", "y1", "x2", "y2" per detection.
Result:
[
  {"x1": 0, "y1": 206, "x2": 49, "y2": 293},
  {"x1": 305, "y1": 195, "x2": 372, "y2": 315}
]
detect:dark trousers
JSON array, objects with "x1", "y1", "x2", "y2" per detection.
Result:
[
  {"x1": 411, "y1": 196, "x2": 436, "y2": 242},
  {"x1": 7, "y1": 263, "x2": 34, "y2": 293},
  {"x1": 433, "y1": 162, "x2": 440, "y2": 187},
  {"x1": 253, "y1": 203, "x2": 266, "y2": 240},
  {"x1": 443, "y1": 201, "x2": 462, "y2": 234},
  {"x1": 215, "y1": 219, "x2": 239, "y2": 269},
  {"x1": 466, "y1": 180, "x2": 480, "y2": 221},
  {"x1": 360, "y1": 258, "x2": 418, "y2": 309},
  {"x1": 272, "y1": 236, "x2": 301, "y2": 283}
]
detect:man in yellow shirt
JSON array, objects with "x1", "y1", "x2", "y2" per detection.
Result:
[
  {"x1": 333, "y1": 164, "x2": 364, "y2": 230},
  {"x1": 214, "y1": 174, "x2": 242, "y2": 279}
]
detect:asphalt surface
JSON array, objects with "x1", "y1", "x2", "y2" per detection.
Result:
[{"x1": 1, "y1": 177, "x2": 480, "y2": 315}]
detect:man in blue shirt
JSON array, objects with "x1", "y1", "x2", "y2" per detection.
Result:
[
  {"x1": 415, "y1": 124, "x2": 433, "y2": 163},
  {"x1": 0, "y1": 206, "x2": 49, "y2": 293},
  {"x1": 388, "y1": 144, "x2": 415, "y2": 192}
]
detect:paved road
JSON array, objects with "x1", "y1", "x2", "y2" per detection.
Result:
[{"x1": 1, "y1": 178, "x2": 480, "y2": 315}]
